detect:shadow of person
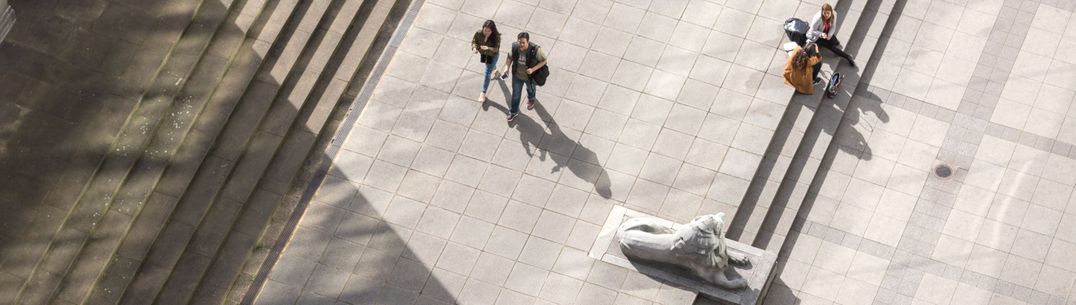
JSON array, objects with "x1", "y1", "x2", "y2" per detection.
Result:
[
  {"x1": 851, "y1": 86, "x2": 890, "y2": 123},
  {"x1": 484, "y1": 77, "x2": 613, "y2": 199},
  {"x1": 793, "y1": 69, "x2": 881, "y2": 162}
]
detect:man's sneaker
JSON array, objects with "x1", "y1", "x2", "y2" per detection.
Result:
[
  {"x1": 506, "y1": 112, "x2": 518, "y2": 121},
  {"x1": 479, "y1": 92, "x2": 486, "y2": 102},
  {"x1": 527, "y1": 99, "x2": 536, "y2": 110},
  {"x1": 813, "y1": 78, "x2": 822, "y2": 86}
]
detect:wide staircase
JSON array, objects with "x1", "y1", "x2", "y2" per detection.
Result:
[
  {"x1": 0, "y1": 0, "x2": 409, "y2": 303},
  {"x1": 712, "y1": 0, "x2": 907, "y2": 302},
  {"x1": 718, "y1": 0, "x2": 901, "y2": 284}
]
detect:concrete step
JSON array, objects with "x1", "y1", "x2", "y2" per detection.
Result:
[
  {"x1": 10, "y1": 0, "x2": 242, "y2": 303},
  {"x1": 208, "y1": 0, "x2": 407, "y2": 303},
  {"x1": 113, "y1": 0, "x2": 341, "y2": 303},
  {"x1": 756, "y1": 0, "x2": 900, "y2": 253},
  {"x1": 84, "y1": 0, "x2": 305, "y2": 304},
  {"x1": 154, "y1": 0, "x2": 374, "y2": 303},
  {"x1": 726, "y1": 0, "x2": 883, "y2": 249}
]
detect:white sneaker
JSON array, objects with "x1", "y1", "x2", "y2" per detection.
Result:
[{"x1": 479, "y1": 92, "x2": 486, "y2": 102}]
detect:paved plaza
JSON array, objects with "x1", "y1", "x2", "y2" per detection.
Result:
[{"x1": 252, "y1": 0, "x2": 1076, "y2": 304}]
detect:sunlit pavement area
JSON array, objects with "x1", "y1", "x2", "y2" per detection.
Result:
[{"x1": 256, "y1": 0, "x2": 1076, "y2": 304}]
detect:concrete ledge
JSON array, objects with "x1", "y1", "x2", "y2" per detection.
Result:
[{"x1": 590, "y1": 206, "x2": 779, "y2": 305}]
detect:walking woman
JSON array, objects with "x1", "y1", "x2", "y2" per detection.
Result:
[
  {"x1": 810, "y1": 3, "x2": 856, "y2": 67},
  {"x1": 500, "y1": 32, "x2": 547, "y2": 121},
  {"x1": 472, "y1": 20, "x2": 501, "y2": 102},
  {"x1": 783, "y1": 43, "x2": 823, "y2": 94}
]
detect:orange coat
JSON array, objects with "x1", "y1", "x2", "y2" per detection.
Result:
[{"x1": 783, "y1": 47, "x2": 821, "y2": 94}]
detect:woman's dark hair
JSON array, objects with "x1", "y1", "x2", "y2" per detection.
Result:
[
  {"x1": 794, "y1": 43, "x2": 819, "y2": 70},
  {"x1": 482, "y1": 19, "x2": 500, "y2": 42},
  {"x1": 793, "y1": 48, "x2": 808, "y2": 70},
  {"x1": 803, "y1": 42, "x2": 818, "y2": 56},
  {"x1": 517, "y1": 31, "x2": 530, "y2": 41}
]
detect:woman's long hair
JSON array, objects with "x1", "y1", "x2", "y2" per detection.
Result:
[
  {"x1": 821, "y1": 3, "x2": 834, "y2": 24},
  {"x1": 482, "y1": 19, "x2": 500, "y2": 43},
  {"x1": 793, "y1": 48, "x2": 808, "y2": 70},
  {"x1": 793, "y1": 43, "x2": 817, "y2": 71}
]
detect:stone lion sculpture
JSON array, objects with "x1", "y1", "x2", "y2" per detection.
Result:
[{"x1": 617, "y1": 213, "x2": 749, "y2": 289}]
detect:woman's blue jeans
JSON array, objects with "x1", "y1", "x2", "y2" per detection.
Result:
[
  {"x1": 482, "y1": 56, "x2": 498, "y2": 93},
  {"x1": 510, "y1": 76, "x2": 536, "y2": 114}
]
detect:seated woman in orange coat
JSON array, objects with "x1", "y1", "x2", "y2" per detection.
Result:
[{"x1": 783, "y1": 43, "x2": 822, "y2": 94}]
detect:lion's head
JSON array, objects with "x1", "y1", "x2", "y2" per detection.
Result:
[{"x1": 690, "y1": 213, "x2": 726, "y2": 237}]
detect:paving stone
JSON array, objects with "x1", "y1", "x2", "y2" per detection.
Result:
[
  {"x1": 639, "y1": 152, "x2": 683, "y2": 186},
  {"x1": 604, "y1": 3, "x2": 645, "y2": 33},
  {"x1": 422, "y1": 267, "x2": 468, "y2": 303},
  {"x1": 255, "y1": 280, "x2": 301, "y2": 305},
  {"x1": 626, "y1": 178, "x2": 670, "y2": 213},
  {"x1": 485, "y1": 226, "x2": 529, "y2": 260},
  {"x1": 495, "y1": 288, "x2": 537, "y2": 305},
  {"x1": 464, "y1": 190, "x2": 509, "y2": 223},
  {"x1": 449, "y1": 216, "x2": 495, "y2": 249},
  {"x1": 458, "y1": 277, "x2": 502, "y2": 304},
  {"x1": 303, "y1": 264, "x2": 350, "y2": 297},
  {"x1": 413, "y1": 206, "x2": 459, "y2": 239},
  {"x1": 576, "y1": 282, "x2": 618, "y2": 305},
  {"x1": 616, "y1": 119, "x2": 661, "y2": 151},
  {"x1": 538, "y1": 272, "x2": 583, "y2": 304},
  {"x1": 435, "y1": 242, "x2": 481, "y2": 276},
  {"x1": 505, "y1": 263, "x2": 549, "y2": 296},
  {"x1": 607, "y1": 63, "x2": 653, "y2": 97},
  {"x1": 552, "y1": 247, "x2": 591, "y2": 278},
  {"x1": 382, "y1": 196, "x2": 428, "y2": 229},
  {"x1": 518, "y1": 236, "x2": 562, "y2": 270}
]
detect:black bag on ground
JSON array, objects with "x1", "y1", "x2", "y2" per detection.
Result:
[
  {"x1": 825, "y1": 72, "x2": 843, "y2": 98},
  {"x1": 784, "y1": 17, "x2": 809, "y2": 46}
]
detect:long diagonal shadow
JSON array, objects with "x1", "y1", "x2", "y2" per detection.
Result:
[{"x1": 484, "y1": 77, "x2": 613, "y2": 199}]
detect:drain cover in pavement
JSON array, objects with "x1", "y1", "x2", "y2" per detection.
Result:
[{"x1": 935, "y1": 164, "x2": 952, "y2": 178}]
